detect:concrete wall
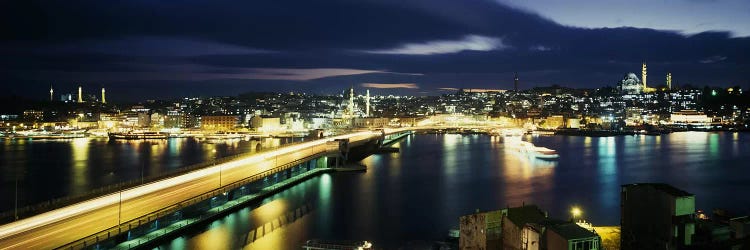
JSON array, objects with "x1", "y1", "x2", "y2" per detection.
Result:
[
  {"x1": 502, "y1": 216, "x2": 523, "y2": 249},
  {"x1": 460, "y1": 213, "x2": 487, "y2": 250},
  {"x1": 675, "y1": 196, "x2": 695, "y2": 216},
  {"x1": 523, "y1": 226, "x2": 541, "y2": 250},
  {"x1": 546, "y1": 229, "x2": 569, "y2": 250},
  {"x1": 621, "y1": 185, "x2": 695, "y2": 250}
]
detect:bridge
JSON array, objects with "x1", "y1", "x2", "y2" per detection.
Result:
[
  {"x1": 0, "y1": 129, "x2": 418, "y2": 249},
  {"x1": 0, "y1": 122, "x2": 513, "y2": 249}
]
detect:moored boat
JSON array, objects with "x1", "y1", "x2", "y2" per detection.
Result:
[{"x1": 108, "y1": 131, "x2": 168, "y2": 140}]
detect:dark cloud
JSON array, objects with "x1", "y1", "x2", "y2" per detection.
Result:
[{"x1": 1, "y1": 0, "x2": 748, "y2": 101}]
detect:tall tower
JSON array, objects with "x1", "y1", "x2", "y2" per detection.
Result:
[
  {"x1": 101, "y1": 88, "x2": 106, "y2": 104},
  {"x1": 641, "y1": 62, "x2": 647, "y2": 89},
  {"x1": 77, "y1": 86, "x2": 83, "y2": 103},
  {"x1": 666, "y1": 73, "x2": 672, "y2": 90},
  {"x1": 365, "y1": 89, "x2": 370, "y2": 117},
  {"x1": 49, "y1": 85, "x2": 54, "y2": 101},
  {"x1": 514, "y1": 72, "x2": 519, "y2": 92},
  {"x1": 348, "y1": 86, "x2": 355, "y2": 116}
]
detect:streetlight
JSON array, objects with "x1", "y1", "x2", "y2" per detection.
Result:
[{"x1": 571, "y1": 206, "x2": 582, "y2": 222}]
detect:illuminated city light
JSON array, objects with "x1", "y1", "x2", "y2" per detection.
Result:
[{"x1": 571, "y1": 206, "x2": 582, "y2": 219}]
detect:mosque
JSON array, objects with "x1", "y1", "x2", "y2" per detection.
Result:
[{"x1": 618, "y1": 62, "x2": 657, "y2": 94}]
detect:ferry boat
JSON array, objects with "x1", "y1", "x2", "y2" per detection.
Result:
[
  {"x1": 200, "y1": 133, "x2": 246, "y2": 140},
  {"x1": 108, "y1": 131, "x2": 168, "y2": 140},
  {"x1": 511, "y1": 141, "x2": 559, "y2": 160},
  {"x1": 28, "y1": 133, "x2": 86, "y2": 140}
]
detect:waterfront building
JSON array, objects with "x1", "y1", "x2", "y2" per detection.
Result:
[
  {"x1": 98, "y1": 112, "x2": 121, "y2": 129},
  {"x1": 542, "y1": 115, "x2": 566, "y2": 129},
  {"x1": 201, "y1": 115, "x2": 239, "y2": 131},
  {"x1": 460, "y1": 209, "x2": 504, "y2": 249},
  {"x1": 620, "y1": 183, "x2": 696, "y2": 250},
  {"x1": 250, "y1": 116, "x2": 281, "y2": 132},
  {"x1": 138, "y1": 112, "x2": 151, "y2": 128},
  {"x1": 150, "y1": 113, "x2": 164, "y2": 128},
  {"x1": 501, "y1": 205, "x2": 549, "y2": 249},
  {"x1": 352, "y1": 117, "x2": 389, "y2": 128},
  {"x1": 624, "y1": 107, "x2": 645, "y2": 126},
  {"x1": 164, "y1": 110, "x2": 185, "y2": 128},
  {"x1": 546, "y1": 223, "x2": 601, "y2": 250},
  {"x1": 460, "y1": 205, "x2": 601, "y2": 250},
  {"x1": 307, "y1": 117, "x2": 332, "y2": 129},
  {"x1": 670, "y1": 110, "x2": 711, "y2": 128},
  {"x1": 120, "y1": 112, "x2": 139, "y2": 127},
  {"x1": 390, "y1": 117, "x2": 422, "y2": 127}
]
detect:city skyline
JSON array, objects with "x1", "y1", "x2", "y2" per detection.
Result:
[
  {"x1": 3, "y1": 1, "x2": 750, "y2": 249},
  {"x1": 2, "y1": 0, "x2": 750, "y2": 102}
]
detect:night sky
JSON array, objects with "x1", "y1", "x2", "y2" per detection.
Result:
[{"x1": 1, "y1": 0, "x2": 749, "y2": 102}]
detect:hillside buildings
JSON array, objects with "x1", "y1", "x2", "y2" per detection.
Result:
[{"x1": 460, "y1": 204, "x2": 601, "y2": 250}]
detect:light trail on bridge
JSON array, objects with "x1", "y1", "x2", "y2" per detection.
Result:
[{"x1": 0, "y1": 130, "x2": 387, "y2": 249}]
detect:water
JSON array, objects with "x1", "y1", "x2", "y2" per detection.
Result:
[
  {"x1": 157, "y1": 132, "x2": 750, "y2": 249},
  {"x1": 0, "y1": 137, "x2": 302, "y2": 212}
]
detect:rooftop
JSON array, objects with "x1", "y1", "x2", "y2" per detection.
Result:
[
  {"x1": 622, "y1": 183, "x2": 693, "y2": 197},
  {"x1": 549, "y1": 223, "x2": 599, "y2": 240},
  {"x1": 505, "y1": 205, "x2": 547, "y2": 226}
]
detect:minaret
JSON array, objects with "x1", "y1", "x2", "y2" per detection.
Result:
[
  {"x1": 49, "y1": 85, "x2": 54, "y2": 101},
  {"x1": 514, "y1": 72, "x2": 519, "y2": 92},
  {"x1": 77, "y1": 86, "x2": 83, "y2": 103},
  {"x1": 365, "y1": 89, "x2": 370, "y2": 117},
  {"x1": 666, "y1": 73, "x2": 672, "y2": 90},
  {"x1": 348, "y1": 86, "x2": 355, "y2": 116},
  {"x1": 641, "y1": 62, "x2": 647, "y2": 90},
  {"x1": 101, "y1": 88, "x2": 106, "y2": 104}
]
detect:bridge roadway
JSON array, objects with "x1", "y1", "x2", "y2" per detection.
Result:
[{"x1": 0, "y1": 130, "x2": 395, "y2": 250}]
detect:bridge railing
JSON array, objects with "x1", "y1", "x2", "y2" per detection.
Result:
[
  {"x1": 0, "y1": 136, "x2": 319, "y2": 224},
  {"x1": 57, "y1": 144, "x2": 335, "y2": 250}
]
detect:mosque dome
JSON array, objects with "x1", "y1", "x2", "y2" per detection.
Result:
[{"x1": 619, "y1": 72, "x2": 642, "y2": 94}]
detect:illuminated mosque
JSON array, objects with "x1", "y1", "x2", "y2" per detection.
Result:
[{"x1": 619, "y1": 62, "x2": 656, "y2": 94}]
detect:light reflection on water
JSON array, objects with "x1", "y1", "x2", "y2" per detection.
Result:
[
  {"x1": 0, "y1": 137, "x2": 297, "y2": 212},
  {"x1": 71, "y1": 138, "x2": 89, "y2": 194},
  {"x1": 166, "y1": 132, "x2": 750, "y2": 249}
]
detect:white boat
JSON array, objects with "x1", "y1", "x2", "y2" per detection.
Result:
[
  {"x1": 109, "y1": 131, "x2": 168, "y2": 140},
  {"x1": 531, "y1": 146, "x2": 559, "y2": 159},
  {"x1": 513, "y1": 141, "x2": 559, "y2": 160},
  {"x1": 201, "y1": 133, "x2": 245, "y2": 140}
]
